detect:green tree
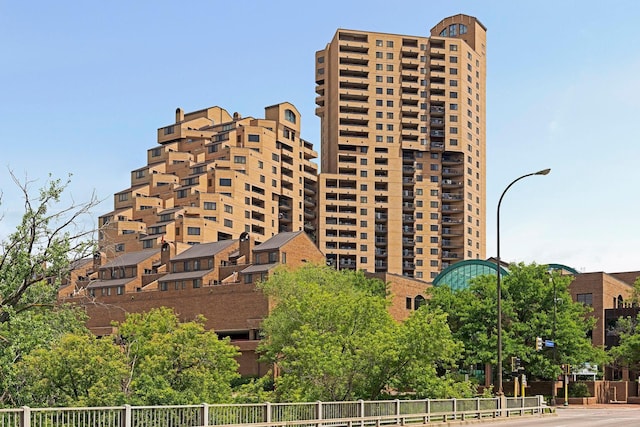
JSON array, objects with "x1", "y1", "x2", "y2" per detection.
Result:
[
  {"x1": 0, "y1": 173, "x2": 98, "y2": 406},
  {"x1": 609, "y1": 316, "x2": 640, "y2": 372},
  {"x1": 116, "y1": 307, "x2": 241, "y2": 405},
  {"x1": 258, "y1": 264, "x2": 470, "y2": 401},
  {"x1": 14, "y1": 332, "x2": 128, "y2": 407},
  {"x1": 427, "y1": 263, "x2": 607, "y2": 383}
]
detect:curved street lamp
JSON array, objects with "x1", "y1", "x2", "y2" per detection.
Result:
[{"x1": 496, "y1": 168, "x2": 550, "y2": 396}]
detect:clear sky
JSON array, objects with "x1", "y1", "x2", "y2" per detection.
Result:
[{"x1": 2, "y1": 0, "x2": 639, "y2": 274}]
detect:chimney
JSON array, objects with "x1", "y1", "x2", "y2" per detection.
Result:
[
  {"x1": 161, "y1": 241, "x2": 174, "y2": 266},
  {"x1": 92, "y1": 252, "x2": 104, "y2": 271},
  {"x1": 239, "y1": 232, "x2": 252, "y2": 264},
  {"x1": 175, "y1": 107, "x2": 184, "y2": 123}
]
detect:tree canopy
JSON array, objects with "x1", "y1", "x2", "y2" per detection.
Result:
[
  {"x1": 11, "y1": 307, "x2": 241, "y2": 407},
  {"x1": 258, "y1": 264, "x2": 473, "y2": 401},
  {"x1": 0, "y1": 173, "x2": 98, "y2": 406},
  {"x1": 426, "y1": 263, "x2": 607, "y2": 381}
]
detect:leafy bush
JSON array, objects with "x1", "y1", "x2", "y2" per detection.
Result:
[{"x1": 568, "y1": 382, "x2": 591, "y2": 398}]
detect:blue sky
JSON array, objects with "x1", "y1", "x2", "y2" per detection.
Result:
[{"x1": 2, "y1": 0, "x2": 639, "y2": 273}]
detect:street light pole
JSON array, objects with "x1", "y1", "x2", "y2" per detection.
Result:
[
  {"x1": 495, "y1": 168, "x2": 550, "y2": 396},
  {"x1": 549, "y1": 271, "x2": 558, "y2": 403}
]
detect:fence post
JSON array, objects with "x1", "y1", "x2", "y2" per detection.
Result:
[
  {"x1": 520, "y1": 396, "x2": 525, "y2": 415},
  {"x1": 201, "y1": 404, "x2": 209, "y2": 427},
  {"x1": 123, "y1": 404, "x2": 132, "y2": 427},
  {"x1": 452, "y1": 398, "x2": 457, "y2": 421},
  {"x1": 317, "y1": 401, "x2": 323, "y2": 427},
  {"x1": 266, "y1": 402, "x2": 272, "y2": 424},
  {"x1": 395, "y1": 399, "x2": 400, "y2": 425},
  {"x1": 425, "y1": 399, "x2": 430, "y2": 423},
  {"x1": 20, "y1": 406, "x2": 31, "y2": 427},
  {"x1": 476, "y1": 397, "x2": 481, "y2": 419},
  {"x1": 359, "y1": 399, "x2": 365, "y2": 427}
]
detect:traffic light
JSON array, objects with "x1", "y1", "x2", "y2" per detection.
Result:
[
  {"x1": 536, "y1": 336, "x2": 543, "y2": 351},
  {"x1": 511, "y1": 356, "x2": 522, "y2": 372}
]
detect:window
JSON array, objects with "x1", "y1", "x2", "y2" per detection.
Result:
[
  {"x1": 387, "y1": 76, "x2": 393, "y2": 83},
  {"x1": 406, "y1": 297, "x2": 412, "y2": 309},
  {"x1": 224, "y1": 204, "x2": 233, "y2": 213},
  {"x1": 193, "y1": 279, "x2": 201, "y2": 289},
  {"x1": 387, "y1": 41, "x2": 393, "y2": 47},
  {"x1": 204, "y1": 201, "x2": 216, "y2": 210},
  {"x1": 187, "y1": 227, "x2": 200, "y2": 235},
  {"x1": 234, "y1": 156, "x2": 246, "y2": 164},
  {"x1": 224, "y1": 219, "x2": 233, "y2": 228},
  {"x1": 284, "y1": 109, "x2": 297, "y2": 124},
  {"x1": 118, "y1": 193, "x2": 129, "y2": 202},
  {"x1": 386, "y1": 52, "x2": 393, "y2": 59},
  {"x1": 248, "y1": 134, "x2": 260, "y2": 142},
  {"x1": 151, "y1": 147, "x2": 161, "y2": 157},
  {"x1": 115, "y1": 243, "x2": 125, "y2": 252},
  {"x1": 386, "y1": 64, "x2": 393, "y2": 71},
  {"x1": 142, "y1": 240, "x2": 153, "y2": 249},
  {"x1": 219, "y1": 178, "x2": 232, "y2": 186},
  {"x1": 376, "y1": 87, "x2": 383, "y2": 94},
  {"x1": 450, "y1": 56, "x2": 458, "y2": 63},
  {"x1": 376, "y1": 75, "x2": 383, "y2": 82},
  {"x1": 449, "y1": 44, "x2": 458, "y2": 51},
  {"x1": 577, "y1": 293, "x2": 593, "y2": 306},
  {"x1": 449, "y1": 68, "x2": 458, "y2": 75}
]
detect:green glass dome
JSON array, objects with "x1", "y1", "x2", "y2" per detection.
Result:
[{"x1": 432, "y1": 260, "x2": 579, "y2": 291}]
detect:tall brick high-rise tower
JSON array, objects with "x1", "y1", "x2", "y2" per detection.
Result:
[{"x1": 315, "y1": 14, "x2": 486, "y2": 280}]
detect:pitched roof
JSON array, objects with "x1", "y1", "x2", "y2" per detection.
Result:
[
  {"x1": 240, "y1": 263, "x2": 277, "y2": 274},
  {"x1": 159, "y1": 269, "x2": 214, "y2": 282},
  {"x1": 253, "y1": 231, "x2": 304, "y2": 252},
  {"x1": 86, "y1": 277, "x2": 135, "y2": 289},
  {"x1": 101, "y1": 250, "x2": 160, "y2": 269},
  {"x1": 171, "y1": 240, "x2": 237, "y2": 260}
]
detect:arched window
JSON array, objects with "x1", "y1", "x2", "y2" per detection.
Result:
[
  {"x1": 618, "y1": 295, "x2": 624, "y2": 308},
  {"x1": 414, "y1": 295, "x2": 426, "y2": 309},
  {"x1": 284, "y1": 109, "x2": 297, "y2": 124}
]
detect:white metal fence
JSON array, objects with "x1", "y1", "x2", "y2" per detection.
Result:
[{"x1": 0, "y1": 396, "x2": 547, "y2": 427}]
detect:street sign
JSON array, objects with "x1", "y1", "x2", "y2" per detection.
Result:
[{"x1": 544, "y1": 340, "x2": 555, "y2": 348}]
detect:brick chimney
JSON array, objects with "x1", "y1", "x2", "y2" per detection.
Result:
[
  {"x1": 161, "y1": 241, "x2": 174, "y2": 266},
  {"x1": 239, "y1": 232, "x2": 253, "y2": 265}
]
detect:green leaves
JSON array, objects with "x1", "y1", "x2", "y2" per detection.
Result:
[
  {"x1": 258, "y1": 264, "x2": 471, "y2": 401},
  {"x1": 426, "y1": 263, "x2": 606, "y2": 381}
]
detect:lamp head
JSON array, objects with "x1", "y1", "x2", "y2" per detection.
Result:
[{"x1": 536, "y1": 168, "x2": 551, "y2": 176}]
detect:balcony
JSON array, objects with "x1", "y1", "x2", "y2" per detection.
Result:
[
  {"x1": 442, "y1": 192, "x2": 463, "y2": 201},
  {"x1": 442, "y1": 168, "x2": 463, "y2": 176}
]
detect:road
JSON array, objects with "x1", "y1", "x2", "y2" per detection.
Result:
[{"x1": 463, "y1": 405, "x2": 640, "y2": 426}]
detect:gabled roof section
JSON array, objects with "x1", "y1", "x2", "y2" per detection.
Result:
[
  {"x1": 171, "y1": 240, "x2": 237, "y2": 260},
  {"x1": 240, "y1": 263, "x2": 278, "y2": 274},
  {"x1": 87, "y1": 277, "x2": 136, "y2": 289},
  {"x1": 159, "y1": 269, "x2": 214, "y2": 282},
  {"x1": 68, "y1": 257, "x2": 93, "y2": 271},
  {"x1": 253, "y1": 231, "x2": 305, "y2": 252},
  {"x1": 102, "y1": 249, "x2": 160, "y2": 269}
]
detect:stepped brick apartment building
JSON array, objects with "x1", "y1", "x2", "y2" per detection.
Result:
[
  {"x1": 98, "y1": 102, "x2": 319, "y2": 257},
  {"x1": 60, "y1": 14, "x2": 493, "y2": 374},
  {"x1": 315, "y1": 14, "x2": 487, "y2": 280}
]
